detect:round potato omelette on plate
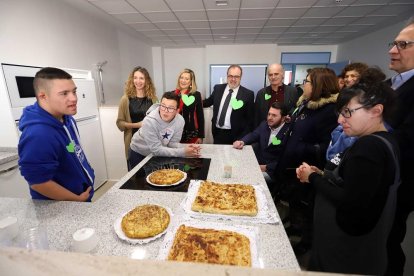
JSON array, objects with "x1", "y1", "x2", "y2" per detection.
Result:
[
  {"x1": 147, "y1": 169, "x2": 186, "y2": 186},
  {"x1": 121, "y1": 204, "x2": 170, "y2": 239}
]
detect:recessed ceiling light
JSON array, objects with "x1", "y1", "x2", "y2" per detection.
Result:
[
  {"x1": 216, "y1": 0, "x2": 228, "y2": 6},
  {"x1": 220, "y1": 36, "x2": 228, "y2": 39}
]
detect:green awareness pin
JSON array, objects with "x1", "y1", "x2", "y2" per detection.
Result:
[
  {"x1": 271, "y1": 137, "x2": 281, "y2": 145},
  {"x1": 231, "y1": 98, "x2": 244, "y2": 110},
  {"x1": 66, "y1": 142, "x2": 75, "y2": 153},
  {"x1": 182, "y1": 94, "x2": 195, "y2": 106}
]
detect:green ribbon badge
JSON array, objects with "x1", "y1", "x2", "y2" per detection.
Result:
[
  {"x1": 271, "y1": 137, "x2": 281, "y2": 146},
  {"x1": 183, "y1": 164, "x2": 191, "y2": 172},
  {"x1": 231, "y1": 98, "x2": 244, "y2": 110},
  {"x1": 264, "y1": 93, "x2": 271, "y2": 100},
  {"x1": 66, "y1": 141, "x2": 75, "y2": 153},
  {"x1": 182, "y1": 94, "x2": 195, "y2": 106}
]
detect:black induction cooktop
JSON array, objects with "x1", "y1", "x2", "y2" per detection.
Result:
[{"x1": 120, "y1": 156, "x2": 211, "y2": 192}]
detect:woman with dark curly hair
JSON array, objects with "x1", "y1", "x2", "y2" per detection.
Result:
[
  {"x1": 296, "y1": 67, "x2": 399, "y2": 275},
  {"x1": 116, "y1": 67, "x2": 157, "y2": 169},
  {"x1": 341, "y1": 62, "x2": 368, "y2": 88}
]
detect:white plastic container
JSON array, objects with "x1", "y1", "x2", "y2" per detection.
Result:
[{"x1": 72, "y1": 228, "x2": 98, "y2": 253}]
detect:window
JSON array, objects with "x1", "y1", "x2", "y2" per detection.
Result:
[{"x1": 281, "y1": 52, "x2": 331, "y2": 85}]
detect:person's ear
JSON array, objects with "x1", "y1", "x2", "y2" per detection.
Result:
[
  {"x1": 37, "y1": 91, "x2": 47, "y2": 100},
  {"x1": 371, "y1": 104, "x2": 383, "y2": 117}
]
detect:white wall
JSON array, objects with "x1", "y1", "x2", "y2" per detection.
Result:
[
  {"x1": 0, "y1": 0, "x2": 152, "y2": 106},
  {"x1": 99, "y1": 107, "x2": 127, "y2": 180},
  {"x1": 337, "y1": 20, "x2": 406, "y2": 78},
  {"x1": 116, "y1": 31, "x2": 154, "y2": 101},
  {"x1": 163, "y1": 47, "x2": 206, "y2": 97},
  {"x1": 151, "y1": 47, "x2": 164, "y2": 100}
]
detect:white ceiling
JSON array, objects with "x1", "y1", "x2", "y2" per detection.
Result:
[{"x1": 84, "y1": 0, "x2": 414, "y2": 47}]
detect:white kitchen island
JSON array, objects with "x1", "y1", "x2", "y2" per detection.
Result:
[{"x1": 0, "y1": 144, "x2": 299, "y2": 271}]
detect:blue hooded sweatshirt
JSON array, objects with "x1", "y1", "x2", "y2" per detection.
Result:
[{"x1": 18, "y1": 102, "x2": 95, "y2": 201}]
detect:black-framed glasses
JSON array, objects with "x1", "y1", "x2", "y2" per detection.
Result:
[
  {"x1": 227, "y1": 75, "x2": 241, "y2": 79},
  {"x1": 389, "y1": 41, "x2": 414, "y2": 50},
  {"x1": 159, "y1": 104, "x2": 177, "y2": 113},
  {"x1": 338, "y1": 105, "x2": 367, "y2": 118},
  {"x1": 302, "y1": 79, "x2": 311, "y2": 85}
]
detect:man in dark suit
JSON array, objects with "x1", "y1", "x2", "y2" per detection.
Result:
[
  {"x1": 386, "y1": 17, "x2": 414, "y2": 276},
  {"x1": 254, "y1": 63, "x2": 300, "y2": 128},
  {"x1": 233, "y1": 102, "x2": 289, "y2": 178},
  {"x1": 203, "y1": 64, "x2": 254, "y2": 144}
]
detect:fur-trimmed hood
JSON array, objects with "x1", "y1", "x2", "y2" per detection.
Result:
[{"x1": 296, "y1": 93, "x2": 338, "y2": 110}]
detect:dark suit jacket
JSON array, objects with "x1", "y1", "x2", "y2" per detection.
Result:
[
  {"x1": 254, "y1": 84, "x2": 299, "y2": 128},
  {"x1": 387, "y1": 75, "x2": 414, "y2": 206},
  {"x1": 203, "y1": 83, "x2": 254, "y2": 142},
  {"x1": 241, "y1": 121, "x2": 290, "y2": 175}
]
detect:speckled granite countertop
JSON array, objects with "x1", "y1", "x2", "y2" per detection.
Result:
[
  {"x1": 0, "y1": 145, "x2": 299, "y2": 271},
  {"x1": 1, "y1": 247, "x2": 344, "y2": 276},
  {"x1": 0, "y1": 147, "x2": 18, "y2": 165}
]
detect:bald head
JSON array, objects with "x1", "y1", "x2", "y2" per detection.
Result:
[
  {"x1": 268, "y1": 64, "x2": 284, "y2": 73},
  {"x1": 267, "y1": 64, "x2": 285, "y2": 88}
]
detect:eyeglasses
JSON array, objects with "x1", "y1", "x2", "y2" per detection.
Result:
[
  {"x1": 159, "y1": 104, "x2": 177, "y2": 113},
  {"x1": 388, "y1": 41, "x2": 414, "y2": 50},
  {"x1": 227, "y1": 75, "x2": 241, "y2": 79},
  {"x1": 302, "y1": 79, "x2": 311, "y2": 85},
  {"x1": 338, "y1": 105, "x2": 367, "y2": 118}
]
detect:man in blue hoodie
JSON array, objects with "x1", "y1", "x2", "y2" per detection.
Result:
[{"x1": 18, "y1": 67, "x2": 95, "y2": 201}]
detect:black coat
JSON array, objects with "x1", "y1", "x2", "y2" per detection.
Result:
[
  {"x1": 276, "y1": 94, "x2": 339, "y2": 173},
  {"x1": 387, "y1": 75, "x2": 414, "y2": 207},
  {"x1": 241, "y1": 120, "x2": 290, "y2": 175},
  {"x1": 176, "y1": 91, "x2": 205, "y2": 138}
]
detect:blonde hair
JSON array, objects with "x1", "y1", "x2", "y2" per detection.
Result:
[
  {"x1": 175, "y1": 68, "x2": 197, "y2": 94},
  {"x1": 124, "y1": 66, "x2": 157, "y2": 100}
]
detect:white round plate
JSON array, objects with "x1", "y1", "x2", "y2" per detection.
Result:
[
  {"x1": 146, "y1": 170, "x2": 187, "y2": 187},
  {"x1": 113, "y1": 207, "x2": 172, "y2": 244}
]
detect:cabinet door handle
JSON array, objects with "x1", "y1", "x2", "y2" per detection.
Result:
[{"x1": 0, "y1": 164, "x2": 19, "y2": 175}]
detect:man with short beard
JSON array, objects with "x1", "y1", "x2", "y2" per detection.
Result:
[{"x1": 233, "y1": 102, "x2": 290, "y2": 179}]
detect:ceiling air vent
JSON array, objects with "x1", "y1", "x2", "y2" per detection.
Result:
[{"x1": 216, "y1": 0, "x2": 228, "y2": 6}]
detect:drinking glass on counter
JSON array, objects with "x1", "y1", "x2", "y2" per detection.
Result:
[{"x1": 16, "y1": 225, "x2": 49, "y2": 250}]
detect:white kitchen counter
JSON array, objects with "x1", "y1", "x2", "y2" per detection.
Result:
[
  {"x1": 0, "y1": 147, "x2": 18, "y2": 166},
  {"x1": 0, "y1": 144, "x2": 299, "y2": 271}
]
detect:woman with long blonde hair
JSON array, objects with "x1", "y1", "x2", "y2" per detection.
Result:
[
  {"x1": 116, "y1": 66, "x2": 157, "y2": 169},
  {"x1": 172, "y1": 68, "x2": 204, "y2": 144}
]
